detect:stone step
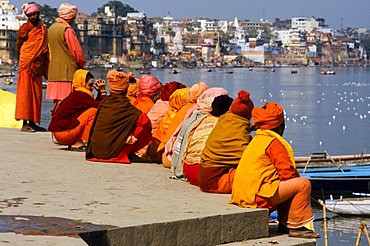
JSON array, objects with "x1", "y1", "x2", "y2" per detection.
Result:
[{"x1": 0, "y1": 128, "x2": 316, "y2": 245}]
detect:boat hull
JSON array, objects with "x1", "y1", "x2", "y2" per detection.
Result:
[
  {"x1": 325, "y1": 198, "x2": 370, "y2": 215},
  {"x1": 300, "y1": 166, "x2": 370, "y2": 198}
]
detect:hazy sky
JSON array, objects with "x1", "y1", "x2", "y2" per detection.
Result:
[{"x1": 12, "y1": 0, "x2": 370, "y2": 29}]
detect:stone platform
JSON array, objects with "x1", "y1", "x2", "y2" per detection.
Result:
[{"x1": 0, "y1": 128, "x2": 315, "y2": 245}]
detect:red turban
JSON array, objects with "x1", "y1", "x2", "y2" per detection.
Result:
[
  {"x1": 252, "y1": 102, "x2": 285, "y2": 130},
  {"x1": 23, "y1": 3, "x2": 39, "y2": 15},
  {"x1": 160, "y1": 81, "x2": 186, "y2": 101},
  {"x1": 139, "y1": 75, "x2": 162, "y2": 97},
  {"x1": 107, "y1": 70, "x2": 129, "y2": 94},
  {"x1": 229, "y1": 90, "x2": 254, "y2": 119}
]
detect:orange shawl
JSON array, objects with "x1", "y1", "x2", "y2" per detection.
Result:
[
  {"x1": 17, "y1": 20, "x2": 48, "y2": 74},
  {"x1": 133, "y1": 97, "x2": 154, "y2": 114},
  {"x1": 153, "y1": 88, "x2": 189, "y2": 143}
]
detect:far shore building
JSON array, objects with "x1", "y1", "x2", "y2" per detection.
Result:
[{"x1": 0, "y1": 0, "x2": 24, "y2": 63}]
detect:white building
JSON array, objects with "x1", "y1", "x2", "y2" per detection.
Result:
[
  {"x1": 0, "y1": 0, "x2": 23, "y2": 30},
  {"x1": 197, "y1": 19, "x2": 217, "y2": 32},
  {"x1": 291, "y1": 17, "x2": 319, "y2": 32}
]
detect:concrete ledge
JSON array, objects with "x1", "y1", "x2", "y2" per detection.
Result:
[
  {"x1": 0, "y1": 128, "x2": 272, "y2": 245},
  {"x1": 79, "y1": 210, "x2": 269, "y2": 245}
]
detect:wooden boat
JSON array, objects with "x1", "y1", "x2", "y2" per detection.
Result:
[
  {"x1": 321, "y1": 70, "x2": 336, "y2": 75},
  {"x1": 297, "y1": 151, "x2": 370, "y2": 198},
  {"x1": 3, "y1": 78, "x2": 13, "y2": 85},
  {"x1": 295, "y1": 152, "x2": 370, "y2": 169},
  {"x1": 325, "y1": 196, "x2": 370, "y2": 215},
  {"x1": 290, "y1": 70, "x2": 298, "y2": 74},
  {"x1": 225, "y1": 70, "x2": 233, "y2": 74},
  {"x1": 300, "y1": 165, "x2": 370, "y2": 198}
]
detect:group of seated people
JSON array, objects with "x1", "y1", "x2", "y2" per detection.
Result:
[{"x1": 48, "y1": 68, "x2": 320, "y2": 239}]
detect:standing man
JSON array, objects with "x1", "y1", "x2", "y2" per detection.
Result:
[
  {"x1": 15, "y1": 2, "x2": 49, "y2": 132},
  {"x1": 46, "y1": 3, "x2": 85, "y2": 113}
]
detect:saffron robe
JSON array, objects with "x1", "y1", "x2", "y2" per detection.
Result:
[
  {"x1": 198, "y1": 112, "x2": 252, "y2": 193},
  {"x1": 15, "y1": 20, "x2": 48, "y2": 123},
  {"x1": 86, "y1": 94, "x2": 152, "y2": 163}
]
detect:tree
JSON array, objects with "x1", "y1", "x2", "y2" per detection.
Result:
[
  {"x1": 94, "y1": 1, "x2": 137, "y2": 17},
  {"x1": 39, "y1": 4, "x2": 58, "y2": 28}
]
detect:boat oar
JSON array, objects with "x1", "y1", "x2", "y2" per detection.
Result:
[{"x1": 318, "y1": 199, "x2": 329, "y2": 246}]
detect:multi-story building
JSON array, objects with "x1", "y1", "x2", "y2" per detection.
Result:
[{"x1": 0, "y1": 0, "x2": 24, "y2": 63}]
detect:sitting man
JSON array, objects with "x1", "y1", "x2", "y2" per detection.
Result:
[
  {"x1": 86, "y1": 70, "x2": 152, "y2": 164},
  {"x1": 132, "y1": 75, "x2": 162, "y2": 114},
  {"x1": 48, "y1": 69, "x2": 107, "y2": 151},
  {"x1": 229, "y1": 102, "x2": 320, "y2": 239},
  {"x1": 197, "y1": 90, "x2": 254, "y2": 193}
]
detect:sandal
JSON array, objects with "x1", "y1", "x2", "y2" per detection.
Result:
[
  {"x1": 289, "y1": 228, "x2": 320, "y2": 239},
  {"x1": 67, "y1": 145, "x2": 87, "y2": 152},
  {"x1": 21, "y1": 125, "x2": 36, "y2": 133}
]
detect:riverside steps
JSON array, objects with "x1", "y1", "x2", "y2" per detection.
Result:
[{"x1": 0, "y1": 128, "x2": 315, "y2": 245}]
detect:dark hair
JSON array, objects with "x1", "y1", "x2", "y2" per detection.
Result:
[{"x1": 85, "y1": 72, "x2": 94, "y2": 83}]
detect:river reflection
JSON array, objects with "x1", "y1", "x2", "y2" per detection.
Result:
[{"x1": 313, "y1": 207, "x2": 370, "y2": 245}]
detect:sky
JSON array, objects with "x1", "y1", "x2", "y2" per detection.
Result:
[{"x1": 11, "y1": 0, "x2": 370, "y2": 29}]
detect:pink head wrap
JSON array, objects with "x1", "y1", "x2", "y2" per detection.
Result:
[
  {"x1": 23, "y1": 3, "x2": 40, "y2": 15},
  {"x1": 58, "y1": 3, "x2": 78, "y2": 20},
  {"x1": 187, "y1": 82, "x2": 208, "y2": 103},
  {"x1": 138, "y1": 75, "x2": 162, "y2": 97},
  {"x1": 196, "y1": 87, "x2": 228, "y2": 113}
]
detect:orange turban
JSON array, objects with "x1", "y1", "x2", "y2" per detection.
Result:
[
  {"x1": 187, "y1": 82, "x2": 208, "y2": 103},
  {"x1": 107, "y1": 70, "x2": 129, "y2": 94},
  {"x1": 58, "y1": 3, "x2": 78, "y2": 20},
  {"x1": 252, "y1": 102, "x2": 285, "y2": 130}
]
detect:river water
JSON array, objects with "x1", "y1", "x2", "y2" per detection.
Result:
[{"x1": 3, "y1": 66, "x2": 370, "y2": 245}]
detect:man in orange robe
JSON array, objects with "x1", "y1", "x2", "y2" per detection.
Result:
[
  {"x1": 132, "y1": 75, "x2": 162, "y2": 113},
  {"x1": 15, "y1": 3, "x2": 49, "y2": 132},
  {"x1": 86, "y1": 70, "x2": 152, "y2": 164},
  {"x1": 229, "y1": 102, "x2": 320, "y2": 239}
]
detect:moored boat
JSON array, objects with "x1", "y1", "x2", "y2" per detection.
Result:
[
  {"x1": 325, "y1": 196, "x2": 370, "y2": 215},
  {"x1": 3, "y1": 77, "x2": 13, "y2": 85},
  {"x1": 321, "y1": 70, "x2": 336, "y2": 75},
  {"x1": 295, "y1": 152, "x2": 370, "y2": 169},
  {"x1": 300, "y1": 165, "x2": 370, "y2": 198}
]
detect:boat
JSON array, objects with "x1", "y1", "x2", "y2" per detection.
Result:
[
  {"x1": 225, "y1": 70, "x2": 233, "y2": 74},
  {"x1": 325, "y1": 196, "x2": 370, "y2": 215},
  {"x1": 321, "y1": 70, "x2": 336, "y2": 75},
  {"x1": 300, "y1": 165, "x2": 370, "y2": 198},
  {"x1": 172, "y1": 69, "x2": 179, "y2": 74},
  {"x1": 297, "y1": 151, "x2": 370, "y2": 198},
  {"x1": 3, "y1": 78, "x2": 13, "y2": 85},
  {"x1": 295, "y1": 152, "x2": 370, "y2": 169},
  {"x1": 291, "y1": 70, "x2": 298, "y2": 74}
]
